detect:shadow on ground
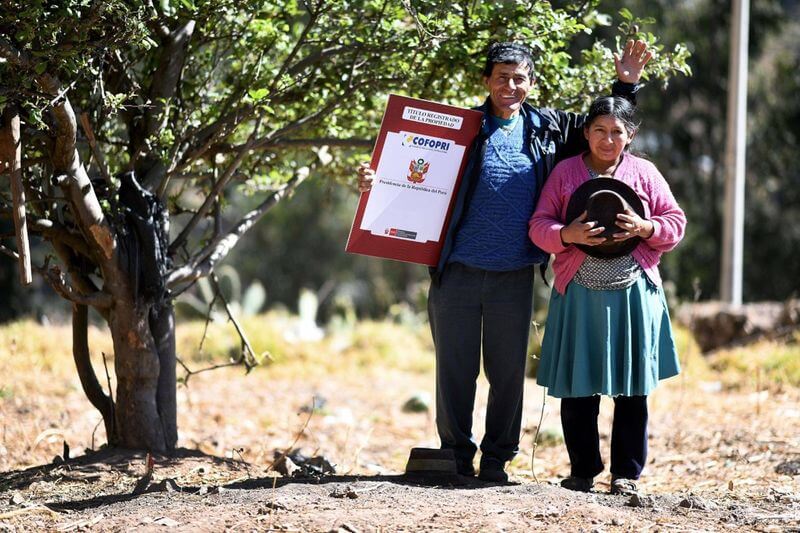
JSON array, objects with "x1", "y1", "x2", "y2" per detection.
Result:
[{"x1": 1, "y1": 447, "x2": 507, "y2": 514}]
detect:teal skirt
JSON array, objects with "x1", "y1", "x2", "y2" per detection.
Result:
[{"x1": 536, "y1": 276, "x2": 680, "y2": 398}]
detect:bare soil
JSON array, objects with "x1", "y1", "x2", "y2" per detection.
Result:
[{"x1": 1, "y1": 345, "x2": 799, "y2": 532}]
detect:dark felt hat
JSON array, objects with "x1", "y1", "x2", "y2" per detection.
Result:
[{"x1": 565, "y1": 177, "x2": 645, "y2": 258}]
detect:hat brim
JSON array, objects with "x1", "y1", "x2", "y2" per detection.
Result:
[{"x1": 565, "y1": 177, "x2": 645, "y2": 258}]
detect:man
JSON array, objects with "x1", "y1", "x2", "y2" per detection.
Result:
[{"x1": 358, "y1": 40, "x2": 651, "y2": 482}]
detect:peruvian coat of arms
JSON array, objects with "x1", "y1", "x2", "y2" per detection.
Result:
[{"x1": 407, "y1": 158, "x2": 430, "y2": 184}]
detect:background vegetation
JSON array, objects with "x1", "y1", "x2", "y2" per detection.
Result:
[
  {"x1": 205, "y1": 0, "x2": 800, "y2": 320},
  {"x1": 1, "y1": 0, "x2": 797, "y2": 326}
]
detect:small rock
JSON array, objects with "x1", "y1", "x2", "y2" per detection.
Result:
[
  {"x1": 402, "y1": 392, "x2": 431, "y2": 413},
  {"x1": 627, "y1": 493, "x2": 655, "y2": 508},
  {"x1": 153, "y1": 517, "x2": 179, "y2": 527},
  {"x1": 775, "y1": 460, "x2": 800, "y2": 476},
  {"x1": 770, "y1": 486, "x2": 799, "y2": 503},
  {"x1": 273, "y1": 449, "x2": 336, "y2": 478},
  {"x1": 258, "y1": 502, "x2": 288, "y2": 513},
  {"x1": 9, "y1": 493, "x2": 24, "y2": 505},
  {"x1": 329, "y1": 486, "x2": 358, "y2": 499},
  {"x1": 273, "y1": 455, "x2": 300, "y2": 477},
  {"x1": 327, "y1": 524, "x2": 360, "y2": 533},
  {"x1": 679, "y1": 495, "x2": 713, "y2": 511},
  {"x1": 611, "y1": 518, "x2": 624, "y2": 526},
  {"x1": 159, "y1": 478, "x2": 181, "y2": 493}
]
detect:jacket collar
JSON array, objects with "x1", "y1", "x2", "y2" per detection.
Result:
[{"x1": 475, "y1": 97, "x2": 548, "y2": 132}]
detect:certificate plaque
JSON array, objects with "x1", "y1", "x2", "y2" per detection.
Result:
[{"x1": 346, "y1": 94, "x2": 482, "y2": 266}]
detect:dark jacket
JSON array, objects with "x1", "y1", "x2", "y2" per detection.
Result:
[{"x1": 430, "y1": 81, "x2": 639, "y2": 283}]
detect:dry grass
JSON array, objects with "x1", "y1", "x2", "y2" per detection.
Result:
[
  {"x1": 1, "y1": 313, "x2": 798, "y2": 504},
  {"x1": 705, "y1": 333, "x2": 800, "y2": 391}
]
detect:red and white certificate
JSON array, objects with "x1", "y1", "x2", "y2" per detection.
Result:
[{"x1": 346, "y1": 94, "x2": 482, "y2": 266}]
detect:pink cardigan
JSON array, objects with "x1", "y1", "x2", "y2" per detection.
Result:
[{"x1": 529, "y1": 153, "x2": 686, "y2": 295}]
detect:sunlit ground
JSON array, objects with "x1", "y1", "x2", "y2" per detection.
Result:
[{"x1": 1, "y1": 312, "x2": 798, "y2": 500}]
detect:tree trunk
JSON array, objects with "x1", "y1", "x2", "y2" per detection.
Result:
[
  {"x1": 107, "y1": 299, "x2": 175, "y2": 451},
  {"x1": 151, "y1": 301, "x2": 178, "y2": 449},
  {"x1": 97, "y1": 172, "x2": 177, "y2": 451}
]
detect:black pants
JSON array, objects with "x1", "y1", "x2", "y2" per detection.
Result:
[
  {"x1": 560, "y1": 395, "x2": 648, "y2": 479},
  {"x1": 428, "y1": 262, "x2": 534, "y2": 463}
]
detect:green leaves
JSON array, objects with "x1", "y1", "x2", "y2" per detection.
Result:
[
  {"x1": 1, "y1": 0, "x2": 691, "y2": 234},
  {"x1": 247, "y1": 88, "x2": 269, "y2": 101}
]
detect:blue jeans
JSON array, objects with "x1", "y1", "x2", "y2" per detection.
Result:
[{"x1": 428, "y1": 262, "x2": 534, "y2": 464}]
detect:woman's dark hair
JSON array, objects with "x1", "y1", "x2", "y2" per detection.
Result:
[
  {"x1": 482, "y1": 42, "x2": 534, "y2": 78},
  {"x1": 585, "y1": 96, "x2": 640, "y2": 134}
]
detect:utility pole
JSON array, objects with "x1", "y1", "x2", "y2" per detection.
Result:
[{"x1": 721, "y1": 0, "x2": 749, "y2": 306}]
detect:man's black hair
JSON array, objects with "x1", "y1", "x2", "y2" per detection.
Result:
[{"x1": 482, "y1": 42, "x2": 535, "y2": 78}]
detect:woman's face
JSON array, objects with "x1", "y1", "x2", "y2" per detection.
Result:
[{"x1": 584, "y1": 115, "x2": 634, "y2": 165}]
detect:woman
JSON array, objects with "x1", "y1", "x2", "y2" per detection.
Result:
[{"x1": 528, "y1": 96, "x2": 686, "y2": 495}]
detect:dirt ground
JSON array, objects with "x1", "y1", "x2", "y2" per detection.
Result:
[{"x1": 1, "y1": 324, "x2": 799, "y2": 532}]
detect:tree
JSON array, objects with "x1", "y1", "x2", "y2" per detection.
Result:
[{"x1": 0, "y1": 0, "x2": 688, "y2": 451}]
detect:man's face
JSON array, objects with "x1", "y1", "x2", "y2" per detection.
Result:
[{"x1": 483, "y1": 62, "x2": 532, "y2": 119}]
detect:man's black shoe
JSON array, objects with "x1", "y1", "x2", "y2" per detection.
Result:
[
  {"x1": 560, "y1": 476, "x2": 594, "y2": 492},
  {"x1": 456, "y1": 459, "x2": 475, "y2": 476},
  {"x1": 477, "y1": 457, "x2": 508, "y2": 483}
]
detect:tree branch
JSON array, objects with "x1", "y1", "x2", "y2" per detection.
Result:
[
  {"x1": 0, "y1": 36, "x2": 30, "y2": 68},
  {"x1": 171, "y1": 104, "x2": 255, "y2": 174},
  {"x1": 263, "y1": 5, "x2": 321, "y2": 98},
  {"x1": 167, "y1": 171, "x2": 306, "y2": 289},
  {"x1": 51, "y1": 241, "x2": 110, "y2": 321},
  {"x1": 209, "y1": 137, "x2": 375, "y2": 155},
  {"x1": 0, "y1": 104, "x2": 32, "y2": 284},
  {"x1": 143, "y1": 0, "x2": 171, "y2": 38},
  {"x1": 0, "y1": 243, "x2": 19, "y2": 259},
  {"x1": 72, "y1": 303, "x2": 116, "y2": 443},
  {"x1": 30, "y1": 219, "x2": 92, "y2": 258},
  {"x1": 39, "y1": 264, "x2": 113, "y2": 309},
  {"x1": 168, "y1": 4, "x2": 325, "y2": 177},
  {"x1": 79, "y1": 112, "x2": 113, "y2": 187},
  {"x1": 168, "y1": 116, "x2": 263, "y2": 255},
  {"x1": 0, "y1": 34, "x2": 118, "y2": 262},
  {"x1": 133, "y1": 20, "x2": 196, "y2": 188},
  {"x1": 245, "y1": 99, "x2": 342, "y2": 153},
  {"x1": 210, "y1": 273, "x2": 261, "y2": 370}
]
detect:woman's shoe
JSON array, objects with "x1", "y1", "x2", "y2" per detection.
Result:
[
  {"x1": 560, "y1": 476, "x2": 593, "y2": 492},
  {"x1": 610, "y1": 476, "x2": 639, "y2": 496}
]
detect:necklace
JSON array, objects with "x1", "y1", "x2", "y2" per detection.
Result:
[{"x1": 583, "y1": 153, "x2": 622, "y2": 176}]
